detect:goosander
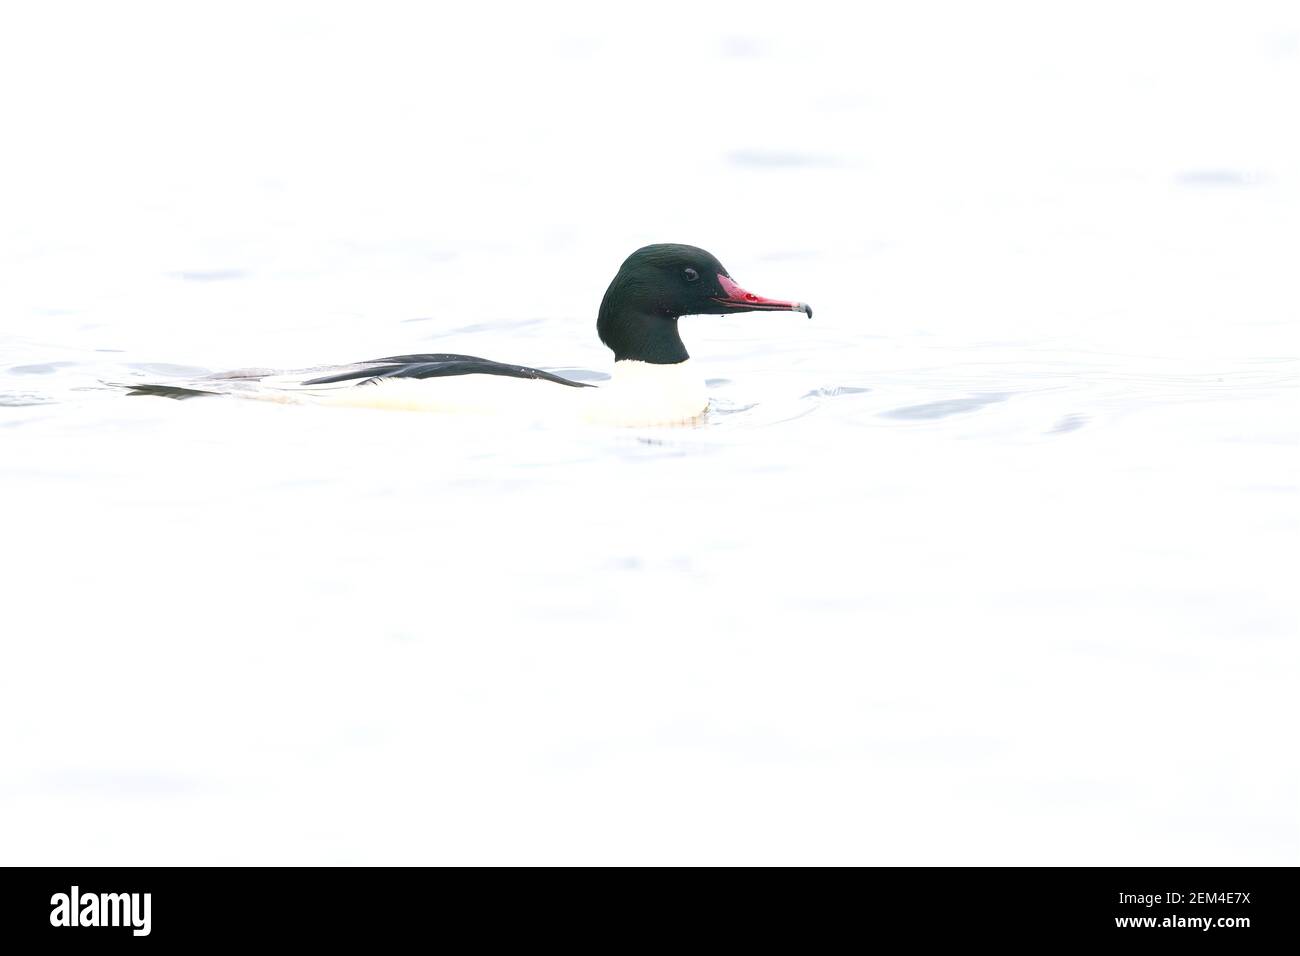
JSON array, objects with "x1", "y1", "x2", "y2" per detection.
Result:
[{"x1": 122, "y1": 244, "x2": 812, "y2": 427}]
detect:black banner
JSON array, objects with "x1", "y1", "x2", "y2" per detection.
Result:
[{"x1": 1, "y1": 866, "x2": 1294, "y2": 945}]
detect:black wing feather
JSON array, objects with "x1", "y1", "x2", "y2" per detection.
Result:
[{"x1": 302, "y1": 354, "x2": 592, "y2": 388}]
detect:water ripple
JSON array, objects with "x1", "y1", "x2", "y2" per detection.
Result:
[{"x1": 880, "y1": 393, "x2": 1009, "y2": 420}]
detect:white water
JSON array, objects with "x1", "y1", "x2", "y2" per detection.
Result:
[{"x1": 1, "y1": 1, "x2": 1297, "y2": 864}]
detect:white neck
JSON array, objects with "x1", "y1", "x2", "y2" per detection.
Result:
[{"x1": 611, "y1": 358, "x2": 693, "y2": 382}]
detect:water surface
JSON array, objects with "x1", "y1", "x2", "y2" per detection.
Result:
[{"x1": 1, "y1": 1, "x2": 1297, "y2": 865}]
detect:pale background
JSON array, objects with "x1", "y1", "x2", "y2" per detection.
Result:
[{"x1": 1, "y1": 0, "x2": 1296, "y2": 863}]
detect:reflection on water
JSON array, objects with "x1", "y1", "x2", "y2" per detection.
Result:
[
  {"x1": 1048, "y1": 414, "x2": 1089, "y2": 434},
  {"x1": 1175, "y1": 170, "x2": 1266, "y2": 187},
  {"x1": 727, "y1": 149, "x2": 847, "y2": 169},
  {"x1": 10, "y1": 362, "x2": 77, "y2": 375},
  {"x1": 880, "y1": 393, "x2": 1008, "y2": 420}
]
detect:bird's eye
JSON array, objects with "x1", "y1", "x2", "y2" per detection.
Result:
[{"x1": 683, "y1": 268, "x2": 699, "y2": 282}]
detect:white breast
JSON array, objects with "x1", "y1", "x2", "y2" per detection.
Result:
[{"x1": 582, "y1": 360, "x2": 709, "y2": 427}]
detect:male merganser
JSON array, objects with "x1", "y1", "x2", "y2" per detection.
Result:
[{"x1": 122, "y1": 244, "x2": 812, "y2": 427}]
